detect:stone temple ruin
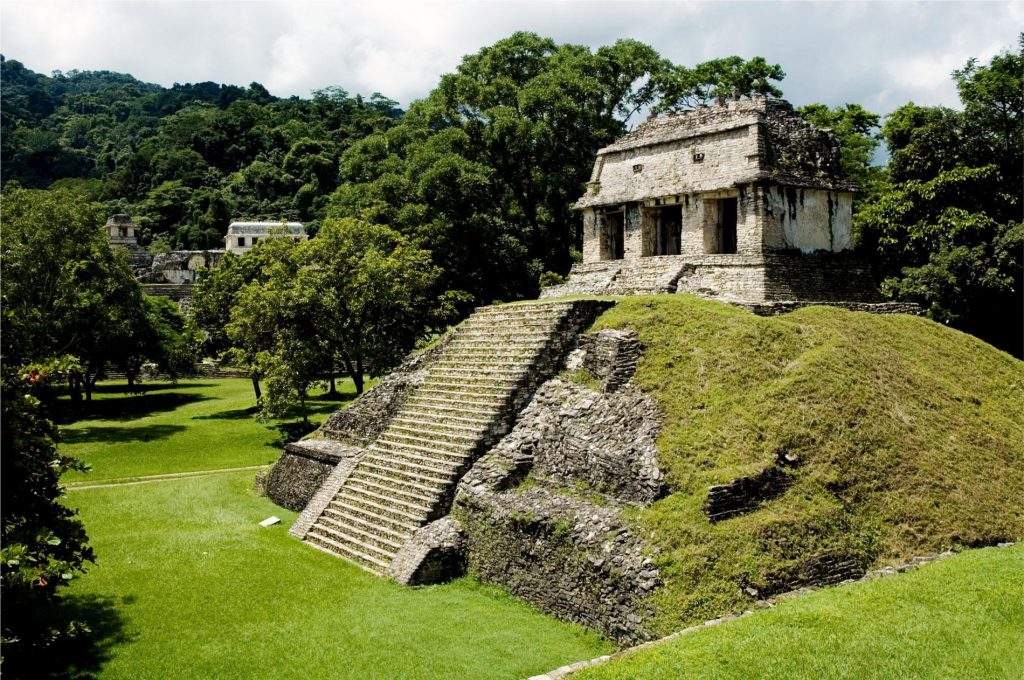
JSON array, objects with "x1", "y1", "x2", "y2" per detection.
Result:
[
  {"x1": 107, "y1": 216, "x2": 305, "y2": 304},
  {"x1": 542, "y1": 97, "x2": 910, "y2": 312},
  {"x1": 261, "y1": 98, "x2": 921, "y2": 644}
]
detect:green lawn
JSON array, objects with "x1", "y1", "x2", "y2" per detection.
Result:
[
  {"x1": 577, "y1": 544, "x2": 1024, "y2": 680},
  {"x1": 56, "y1": 378, "x2": 611, "y2": 679},
  {"x1": 59, "y1": 378, "x2": 354, "y2": 482}
]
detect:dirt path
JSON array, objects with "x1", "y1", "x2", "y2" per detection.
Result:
[{"x1": 65, "y1": 464, "x2": 269, "y2": 491}]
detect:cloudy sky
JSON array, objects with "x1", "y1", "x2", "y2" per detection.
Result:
[{"x1": 2, "y1": 1, "x2": 1019, "y2": 117}]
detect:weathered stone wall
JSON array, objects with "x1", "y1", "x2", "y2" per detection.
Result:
[
  {"x1": 761, "y1": 186, "x2": 853, "y2": 253},
  {"x1": 584, "y1": 124, "x2": 760, "y2": 211},
  {"x1": 456, "y1": 486, "x2": 661, "y2": 644},
  {"x1": 574, "y1": 329, "x2": 642, "y2": 392},
  {"x1": 482, "y1": 379, "x2": 664, "y2": 505},
  {"x1": 704, "y1": 465, "x2": 794, "y2": 522},
  {"x1": 138, "y1": 250, "x2": 224, "y2": 285},
  {"x1": 450, "y1": 331, "x2": 667, "y2": 644},
  {"x1": 265, "y1": 440, "x2": 363, "y2": 511}
]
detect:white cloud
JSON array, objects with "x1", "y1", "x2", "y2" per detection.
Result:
[{"x1": 1, "y1": 0, "x2": 1019, "y2": 116}]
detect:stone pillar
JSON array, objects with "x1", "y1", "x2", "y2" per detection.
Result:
[
  {"x1": 680, "y1": 194, "x2": 705, "y2": 256},
  {"x1": 581, "y1": 209, "x2": 600, "y2": 263},
  {"x1": 623, "y1": 203, "x2": 644, "y2": 261}
]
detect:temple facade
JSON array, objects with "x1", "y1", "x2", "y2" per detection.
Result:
[
  {"x1": 224, "y1": 221, "x2": 306, "y2": 255},
  {"x1": 543, "y1": 97, "x2": 881, "y2": 305}
]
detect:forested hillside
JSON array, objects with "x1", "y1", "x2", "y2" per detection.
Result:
[
  {"x1": 2, "y1": 33, "x2": 1021, "y2": 353},
  {"x1": 0, "y1": 56, "x2": 402, "y2": 248}
]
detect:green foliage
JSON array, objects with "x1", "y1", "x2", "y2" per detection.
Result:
[
  {"x1": 1, "y1": 57, "x2": 401, "y2": 249},
  {"x1": 858, "y1": 40, "x2": 1023, "y2": 355},
  {"x1": 591, "y1": 296, "x2": 1024, "y2": 634},
  {"x1": 652, "y1": 56, "x2": 785, "y2": 113},
  {"x1": 539, "y1": 271, "x2": 567, "y2": 288},
  {"x1": 576, "y1": 545, "x2": 1024, "y2": 680},
  {"x1": 1, "y1": 366, "x2": 94, "y2": 673},
  {"x1": 797, "y1": 103, "x2": 882, "y2": 195},
  {"x1": 0, "y1": 186, "x2": 174, "y2": 399},
  {"x1": 222, "y1": 219, "x2": 439, "y2": 418}
]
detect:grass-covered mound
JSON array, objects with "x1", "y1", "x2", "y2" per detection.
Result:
[
  {"x1": 590, "y1": 296, "x2": 1024, "y2": 634},
  {"x1": 576, "y1": 544, "x2": 1024, "y2": 680}
]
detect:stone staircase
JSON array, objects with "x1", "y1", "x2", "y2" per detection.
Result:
[
  {"x1": 295, "y1": 300, "x2": 606, "y2": 575},
  {"x1": 540, "y1": 261, "x2": 621, "y2": 298},
  {"x1": 606, "y1": 256, "x2": 687, "y2": 294}
]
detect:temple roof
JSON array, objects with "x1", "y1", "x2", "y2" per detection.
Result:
[{"x1": 577, "y1": 97, "x2": 856, "y2": 209}]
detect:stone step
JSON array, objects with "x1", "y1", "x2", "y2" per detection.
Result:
[
  {"x1": 472, "y1": 303, "x2": 573, "y2": 317},
  {"x1": 373, "y1": 438, "x2": 474, "y2": 464},
  {"x1": 305, "y1": 527, "x2": 392, "y2": 571},
  {"x1": 360, "y1": 446, "x2": 460, "y2": 477},
  {"x1": 377, "y1": 429, "x2": 469, "y2": 451},
  {"x1": 324, "y1": 500, "x2": 420, "y2": 535},
  {"x1": 386, "y1": 423, "x2": 480, "y2": 445},
  {"x1": 449, "y1": 334, "x2": 550, "y2": 346},
  {"x1": 354, "y1": 459, "x2": 454, "y2": 489},
  {"x1": 415, "y1": 384, "x2": 509, "y2": 399},
  {"x1": 413, "y1": 389, "x2": 507, "y2": 407},
  {"x1": 437, "y1": 343, "x2": 541, "y2": 356},
  {"x1": 317, "y1": 513, "x2": 406, "y2": 552},
  {"x1": 401, "y1": 398, "x2": 498, "y2": 418},
  {"x1": 394, "y1": 410, "x2": 493, "y2": 429},
  {"x1": 419, "y1": 380, "x2": 512, "y2": 396},
  {"x1": 389, "y1": 414, "x2": 490, "y2": 435},
  {"x1": 329, "y1": 496, "x2": 424, "y2": 526},
  {"x1": 454, "y1": 330, "x2": 553, "y2": 343},
  {"x1": 340, "y1": 480, "x2": 433, "y2": 516},
  {"x1": 428, "y1": 358, "x2": 532, "y2": 368},
  {"x1": 347, "y1": 470, "x2": 442, "y2": 503},
  {"x1": 426, "y1": 371, "x2": 523, "y2": 386},
  {"x1": 460, "y1": 318, "x2": 565, "y2": 332},
  {"x1": 363, "y1": 450, "x2": 461, "y2": 479},
  {"x1": 428, "y1": 366, "x2": 524, "y2": 383}
]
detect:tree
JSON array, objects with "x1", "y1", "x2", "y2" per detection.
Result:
[
  {"x1": 189, "y1": 236, "x2": 298, "y2": 401},
  {"x1": 797, "y1": 103, "x2": 882, "y2": 196},
  {"x1": 652, "y1": 56, "x2": 785, "y2": 113},
  {"x1": 295, "y1": 217, "x2": 441, "y2": 395},
  {"x1": 0, "y1": 186, "x2": 163, "y2": 400},
  {"x1": 857, "y1": 40, "x2": 1023, "y2": 356},
  {"x1": 225, "y1": 218, "x2": 439, "y2": 422},
  {"x1": 1, "y1": 364, "x2": 94, "y2": 673}
]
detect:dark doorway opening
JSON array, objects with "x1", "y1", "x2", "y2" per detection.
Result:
[
  {"x1": 601, "y1": 211, "x2": 625, "y2": 260},
  {"x1": 717, "y1": 198, "x2": 737, "y2": 254},
  {"x1": 654, "y1": 206, "x2": 682, "y2": 255}
]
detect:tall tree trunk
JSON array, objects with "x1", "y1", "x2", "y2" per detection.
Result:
[
  {"x1": 328, "y1": 368, "x2": 338, "y2": 397},
  {"x1": 250, "y1": 374, "x2": 262, "y2": 402},
  {"x1": 67, "y1": 371, "x2": 82, "y2": 403}
]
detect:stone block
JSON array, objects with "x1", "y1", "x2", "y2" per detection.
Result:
[{"x1": 388, "y1": 518, "x2": 467, "y2": 586}]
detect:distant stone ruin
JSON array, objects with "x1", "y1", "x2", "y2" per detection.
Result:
[
  {"x1": 224, "y1": 220, "x2": 306, "y2": 255},
  {"x1": 542, "y1": 97, "x2": 905, "y2": 313},
  {"x1": 106, "y1": 216, "x2": 305, "y2": 304}
]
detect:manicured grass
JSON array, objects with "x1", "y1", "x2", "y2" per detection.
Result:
[
  {"x1": 55, "y1": 378, "x2": 611, "y2": 678},
  {"x1": 576, "y1": 544, "x2": 1024, "y2": 680},
  {"x1": 58, "y1": 378, "x2": 355, "y2": 482},
  {"x1": 63, "y1": 472, "x2": 610, "y2": 679},
  {"x1": 590, "y1": 296, "x2": 1024, "y2": 633}
]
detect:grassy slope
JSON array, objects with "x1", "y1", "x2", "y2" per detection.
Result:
[
  {"x1": 59, "y1": 378, "x2": 353, "y2": 482},
  {"x1": 590, "y1": 296, "x2": 1024, "y2": 634},
  {"x1": 65, "y1": 472, "x2": 609, "y2": 680},
  {"x1": 57, "y1": 378, "x2": 610, "y2": 678},
  {"x1": 576, "y1": 544, "x2": 1024, "y2": 680}
]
